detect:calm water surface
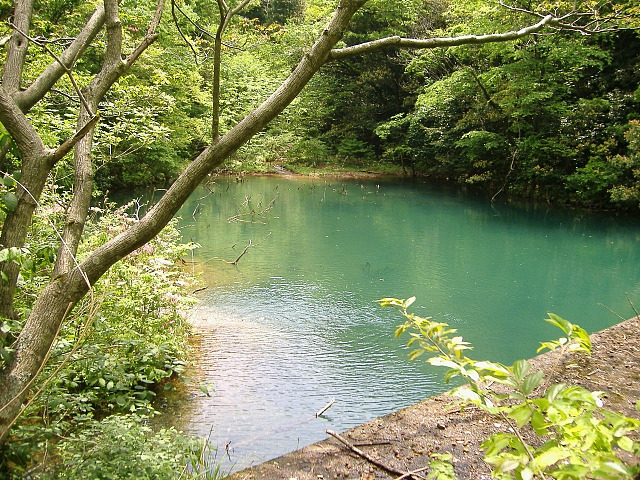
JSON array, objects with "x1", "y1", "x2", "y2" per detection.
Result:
[{"x1": 161, "y1": 175, "x2": 640, "y2": 470}]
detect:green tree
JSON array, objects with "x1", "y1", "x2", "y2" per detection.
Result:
[{"x1": 378, "y1": 0, "x2": 640, "y2": 207}]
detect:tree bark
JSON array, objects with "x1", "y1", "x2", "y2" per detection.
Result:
[
  {"x1": 327, "y1": 15, "x2": 557, "y2": 60},
  {"x1": 1, "y1": 0, "x2": 34, "y2": 92},
  {"x1": 0, "y1": 87, "x2": 55, "y2": 319},
  {"x1": 13, "y1": 5, "x2": 106, "y2": 113}
]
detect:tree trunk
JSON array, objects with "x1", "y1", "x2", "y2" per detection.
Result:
[
  {"x1": 0, "y1": 88, "x2": 55, "y2": 318},
  {"x1": 0, "y1": 0, "x2": 367, "y2": 445},
  {"x1": 51, "y1": 104, "x2": 97, "y2": 277},
  {"x1": 1, "y1": 0, "x2": 34, "y2": 93}
]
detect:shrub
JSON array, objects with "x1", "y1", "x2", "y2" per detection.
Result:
[
  {"x1": 380, "y1": 297, "x2": 640, "y2": 480},
  {"x1": 1, "y1": 191, "x2": 212, "y2": 479}
]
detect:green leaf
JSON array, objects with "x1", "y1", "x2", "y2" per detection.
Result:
[
  {"x1": 454, "y1": 388, "x2": 482, "y2": 404},
  {"x1": 496, "y1": 458, "x2": 520, "y2": 473},
  {"x1": 428, "y1": 356, "x2": 459, "y2": 369},
  {"x1": 617, "y1": 435, "x2": 635, "y2": 452},
  {"x1": 522, "y1": 370, "x2": 544, "y2": 395},
  {"x1": 2, "y1": 175, "x2": 15, "y2": 187},
  {"x1": 599, "y1": 460, "x2": 634, "y2": 477},
  {"x1": 545, "y1": 313, "x2": 572, "y2": 335},
  {"x1": 546, "y1": 383, "x2": 566, "y2": 403},
  {"x1": 530, "y1": 409, "x2": 548, "y2": 435},
  {"x1": 199, "y1": 383, "x2": 212, "y2": 397},
  {"x1": 474, "y1": 361, "x2": 509, "y2": 376},
  {"x1": 534, "y1": 446, "x2": 570, "y2": 469},
  {"x1": 2, "y1": 192, "x2": 18, "y2": 212},
  {"x1": 509, "y1": 403, "x2": 533, "y2": 427},
  {"x1": 409, "y1": 349, "x2": 425, "y2": 361},
  {"x1": 521, "y1": 466, "x2": 534, "y2": 480},
  {"x1": 512, "y1": 359, "x2": 531, "y2": 383}
]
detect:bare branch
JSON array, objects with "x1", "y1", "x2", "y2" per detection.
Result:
[
  {"x1": 172, "y1": 0, "x2": 215, "y2": 40},
  {"x1": 14, "y1": 4, "x2": 105, "y2": 112},
  {"x1": 499, "y1": 1, "x2": 638, "y2": 35},
  {"x1": 499, "y1": 0, "x2": 545, "y2": 19},
  {"x1": 328, "y1": 15, "x2": 558, "y2": 61},
  {"x1": 229, "y1": 0, "x2": 252, "y2": 18},
  {"x1": 52, "y1": 114, "x2": 100, "y2": 163},
  {"x1": 9, "y1": 22, "x2": 94, "y2": 116},
  {"x1": 326, "y1": 429, "x2": 423, "y2": 480},
  {"x1": 171, "y1": 0, "x2": 206, "y2": 65}
]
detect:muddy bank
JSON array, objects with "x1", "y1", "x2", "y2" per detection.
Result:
[{"x1": 228, "y1": 316, "x2": 640, "y2": 480}]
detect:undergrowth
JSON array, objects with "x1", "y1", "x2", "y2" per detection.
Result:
[{"x1": 1, "y1": 189, "x2": 224, "y2": 479}]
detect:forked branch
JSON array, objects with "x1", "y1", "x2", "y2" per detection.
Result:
[{"x1": 499, "y1": 1, "x2": 638, "y2": 34}]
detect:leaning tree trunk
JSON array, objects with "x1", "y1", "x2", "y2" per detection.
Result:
[
  {"x1": 0, "y1": 87, "x2": 55, "y2": 319},
  {"x1": 0, "y1": 0, "x2": 367, "y2": 446}
]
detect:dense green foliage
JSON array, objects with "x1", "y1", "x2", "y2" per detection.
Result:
[
  {"x1": 0, "y1": 186, "x2": 212, "y2": 479},
  {"x1": 387, "y1": 28, "x2": 640, "y2": 210},
  {"x1": 3, "y1": 0, "x2": 638, "y2": 211},
  {"x1": 381, "y1": 297, "x2": 640, "y2": 479}
]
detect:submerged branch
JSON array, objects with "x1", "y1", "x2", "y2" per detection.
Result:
[{"x1": 223, "y1": 232, "x2": 272, "y2": 265}]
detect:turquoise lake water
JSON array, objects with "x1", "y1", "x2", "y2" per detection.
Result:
[{"x1": 164, "y1": 175, "x2": 639, "y2": 470}]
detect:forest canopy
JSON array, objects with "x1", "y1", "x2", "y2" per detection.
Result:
[{"x1": 1, "y1": 0, "x2": 638, "y2": 209}]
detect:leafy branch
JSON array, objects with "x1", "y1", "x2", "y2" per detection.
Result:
[{"x1": 378, "y1": 297, "x2": 640, "y2": 480}]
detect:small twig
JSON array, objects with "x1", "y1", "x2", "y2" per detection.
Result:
[
  {"x1": 626, "y1": 295, "x2": 639, "y2": 320},
  {"x1": 353, "y1": 440, "x2": 393, "y2": 447},
  {"x1": 227, "y1": 194, "x2": 278, "y2": 223},
  {"x1": 192, "y1": 203, "x2": 202, "y2": 218},
  {"x1": 498, "y1": 411, "x2": 548, "y2": 480},
  {"x1": 597, "y1": 302, "x2": 626, "y2": 322},
  {"x1": 491, "y1": 149, "x2": 517, "y2": 203},
  {"x1": 316, "y1": 398, "x2": 335, "y2": 417},
  {"x1": 226, "y1": 239, "x2": 252, "y2": 265},
  {"x1": 326, "y1": 430, "x2": 424, "y2": 480},
  {"x1": 222, "y1": 232, "x2": 271, "y2": 265},
  {"x1": 234, "y1": 399, "x2": 335, "y2": 448},
  {"x1": 396, "y1": 466, "x2": 431, "y2": 480}
]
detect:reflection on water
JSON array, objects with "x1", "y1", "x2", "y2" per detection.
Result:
[{"x1": 156, "y1": 175, "x2": 640, "y2": 470}]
